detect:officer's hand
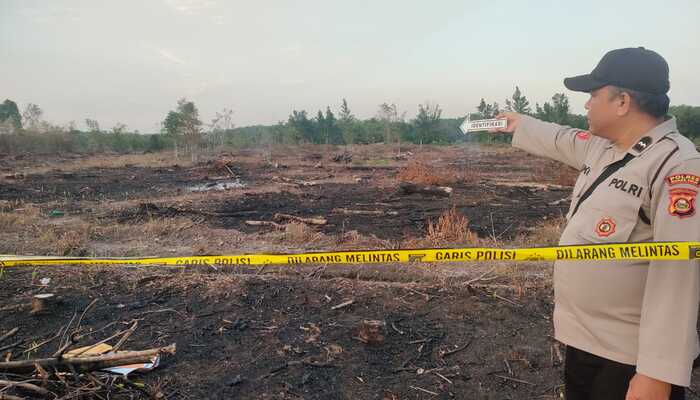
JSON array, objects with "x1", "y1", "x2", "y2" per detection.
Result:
[
  {"x1": 625, "y1": 373, "x2": 672, "y2": 400},
  {"x1": 489, "y1": 112, "x2": 521, "y2": 134}
]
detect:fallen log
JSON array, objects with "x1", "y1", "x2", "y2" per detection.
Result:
[
  {"x1": 0, "y1": 344, "x2": 176, "y2": 374},
  {"x1": 274, "y1": 176, "x2": 319, "y2": 187},
  {"x1": 492, "y1": 180, "x2": 567, "y2": 190},
  {"x1": 273, "y1": 213, "x2": 327, "y2": 226},
  {"x1": 332, "y1": 208, "x2": 398, "y2": 216},
  {"x1": 245, "y1": 220, "x2": 284, "y2": 229},
  {"x1": 398, "y1": 182, "x2": 452, "y2": 197}
]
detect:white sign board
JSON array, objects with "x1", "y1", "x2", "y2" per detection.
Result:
[{"x1": 459, "y1": 118, "x2": 507, "y2": 134}]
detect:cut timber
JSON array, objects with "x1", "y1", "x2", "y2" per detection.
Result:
[
  {"x1": 0, "y1": 344, "x2": 176, "y2": 374},
  {"x1": 398, "y1": 182, "x2": 452, "y2": 197},
  {"x1": 493, "y1": 180, "x2": 567, "y2": 190},
  {"x1": 245, "y1": 220, "x2": 284, "y2": 229},
  {"x1": 332, "y1": 208, "x2": 398, "y2": 216},
  {"x1": 274, "y1": 213, "x2": 327, "y2": 226}
]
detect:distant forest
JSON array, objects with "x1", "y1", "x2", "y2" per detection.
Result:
[{"x1": 1, "y1": 86, "x2": 699, "y2": 155}]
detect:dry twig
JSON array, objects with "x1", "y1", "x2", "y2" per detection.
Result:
[
  {"x1": 0, "y1": 379, "x2": 50, "y2": 396},
  {"x1": 0, "y1": 329, "x2": 19, "y2": 345},
  {"x1": 439, "y1": 338, "x2": 473, "y2": 359},
  {"x1": 330, "y1": 300, "x2": 354, "y2": 310}
]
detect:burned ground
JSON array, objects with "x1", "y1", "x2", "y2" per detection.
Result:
[
  {"x1": 2, "y1": 146, "x2": 572, "y2": 241},
  {"x1": 117, "y1": 181, "x2": 570, "y2": 240},
  {"x1": 2, "y1": 267, "x2": 563, "y2": 400},
  {"x1": 2, "y1": 145, "x2": 697, "y2": 399}
]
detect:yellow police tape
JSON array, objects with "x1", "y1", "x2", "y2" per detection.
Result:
[{"x1": 1, "y1": 242, "x2": 699, "y2": 268}]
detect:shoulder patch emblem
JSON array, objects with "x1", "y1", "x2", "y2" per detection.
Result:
[
  {"x1": 632, "y1": 136, "x2": 652, "y2": 152},
  {"x1": 576, "y1": 131, "x2": 590, "y2": 140},
  {"x1": 668, "y1": 188, "x2": 697, "y2": 218},
  {"x1": 595, "y1": 217, "x2": 616, "y2": 237},
  {"x1": 666, "y1": 174, "x2": 700, "y2": 187}
]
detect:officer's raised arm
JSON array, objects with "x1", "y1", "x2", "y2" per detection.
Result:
[{"x1": 491, "y1": 111, "x2": 596, "y2": 171}]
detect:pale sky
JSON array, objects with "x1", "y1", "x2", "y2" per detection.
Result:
[{"x1": 1, "y1": 0, "x2": 699, "y2": 133}]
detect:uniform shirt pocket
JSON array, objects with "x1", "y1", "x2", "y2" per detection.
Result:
[{"x1": 574, "y1": 190, "x2": 643, "y2": 244}]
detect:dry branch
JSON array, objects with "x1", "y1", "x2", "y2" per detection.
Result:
[
  {"x1": 0, "y1": 380, "x2": 50, "y2": 396},
  {"x1": 330, "y1": 300, "x2": 354, "y2": 310},
  {"x1": 0, "y1": 328, "x2": 19, "y2": 345},
  {"x1": 66, "y1": 320, "x2": 137, "y2": 357},
  {"x1": 0, "y1": 340, "x2": 22, "y2": 353},
  {"x1": 112, "y1": 321, "x2": 138, "y2": 352}
]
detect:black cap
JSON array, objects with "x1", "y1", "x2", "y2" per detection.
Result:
[{"x1": 563, "y1": 47, "x2": 669, "y2": 94}]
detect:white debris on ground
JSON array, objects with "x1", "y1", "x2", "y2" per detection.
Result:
[{"x1": 188, "y1": 179, "x2": 246, "y2": 192}]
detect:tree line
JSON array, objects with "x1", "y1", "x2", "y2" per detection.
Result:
[{"x1": 2, "y1": 86, "x2": 700, "y2": 155}]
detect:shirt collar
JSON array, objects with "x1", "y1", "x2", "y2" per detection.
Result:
[{"x1": 605, "y1": 115, "x2": 678, "y2": 156}]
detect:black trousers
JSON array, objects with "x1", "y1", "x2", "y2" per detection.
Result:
[{"x1": 565, "y1": 346, "x2": 685, "y2": 400}]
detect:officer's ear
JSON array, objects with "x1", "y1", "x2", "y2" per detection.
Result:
[{"x1": 611, "y1": 89, "x2": 632, "y2": 117}]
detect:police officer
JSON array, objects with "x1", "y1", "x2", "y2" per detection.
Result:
[{"x1": 493, "y1": 47, "x2": 700, "y2": 399}]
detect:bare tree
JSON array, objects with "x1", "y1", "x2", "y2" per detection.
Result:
[
  {"x1": 111, "y1": 122, "x2": 127, "y2": 135},
  {"x1": 208, "y1": 108, "x2": 234, "y2": 152},
  {"x1": 377, "y1": 103, "x2": 405, "y2": 155},
  {"x1": 22, "y1": 103, "x2": 43, "y2": 132},
  {"x1": 85, "y1": 118, "x2": 101, "y2": 133}
]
